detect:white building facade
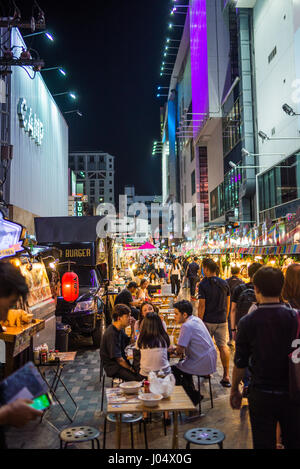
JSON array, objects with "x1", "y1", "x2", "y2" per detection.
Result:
[{"x1": 6, "y1": 28, "x2": 69, "y2": 234}]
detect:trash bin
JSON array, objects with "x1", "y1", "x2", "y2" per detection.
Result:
[{"x1": 55, "y1": 323, "x2": 71, "y2": 352}]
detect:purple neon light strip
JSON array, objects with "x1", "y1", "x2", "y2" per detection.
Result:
[{"x1": 190, "y1": 0, "x2": 209, "y2": 137}]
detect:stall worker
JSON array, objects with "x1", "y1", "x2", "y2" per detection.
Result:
[{"x1": 114, "y1": 282, "x2": 142, "y2": 320}]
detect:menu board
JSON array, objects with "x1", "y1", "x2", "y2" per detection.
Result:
[{"x1": 20, "y1": 263, "x2": 52, "y2": 307}]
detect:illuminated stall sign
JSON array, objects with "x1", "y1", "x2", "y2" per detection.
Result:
[
  {"x1": 58, "y1": 244, "x2": 96, "y2": 265},
  {"x1": 76, "y1": 200, "x2": 83, "y2": 217},
  {"x1": 17, "y1": 98, "x2": 44, "y2": 146},
  {"x1": 0, "y1": 213, "x2": 24, "y2": 259}
]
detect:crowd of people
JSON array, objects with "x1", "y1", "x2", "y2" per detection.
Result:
[
  {"x1": 1, "y1": 255, "x2": 300, "y2": 449},
  {"x1": 103, "y1": 254, "x2": 300, "y2": 449}
]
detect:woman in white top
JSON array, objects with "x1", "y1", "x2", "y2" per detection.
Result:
[
  {"x1": 169, "y1": 258, "x2": 181, "y2": 297},
  {"x1": 136, "y1": 278, "x2": 150, "y2": 301},
  {"x1": 158, "y1": 259, "x2": 166, "y2": 283},
  {"x1": 137, "y1": 313, "x2": 171, "y2": 379}
]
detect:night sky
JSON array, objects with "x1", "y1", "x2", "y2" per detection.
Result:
[{"x1": 17, "y1": 0, "x2": 178, "y2": 198}]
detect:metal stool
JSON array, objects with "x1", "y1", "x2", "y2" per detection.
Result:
[
  {"x1": 196, "y1": 375, "x2": 214, "y2": 415},
  {"x1": 100, "y1": 370, "x2": 123, "y2": 411},
  {"x1": 184, "y1": 428, "x2": 225, "y2": 449},
  {"x1": 59, "y1": 426, "x2": 100, "y2": 449},
  {"x1": 103, "y1": 413, "x2": 148, "y2": 449}
]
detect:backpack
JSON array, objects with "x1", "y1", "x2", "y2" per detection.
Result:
[{"x1": 236, "y1": 285, "x2": 256, "y2": 325}]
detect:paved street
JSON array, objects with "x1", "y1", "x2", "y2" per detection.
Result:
[{"x1": 5, "y1": 287, "x2": 253, "y2": 450}]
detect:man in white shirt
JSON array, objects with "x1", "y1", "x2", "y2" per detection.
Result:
[{"x1": 171, "y1": 300, "x2": 217, "y2": 405}]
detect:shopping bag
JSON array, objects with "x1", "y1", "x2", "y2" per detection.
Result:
[{"x1": 289, "y1": 312, "x2": 300, "y2": 404}]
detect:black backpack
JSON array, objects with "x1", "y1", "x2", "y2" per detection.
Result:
[{"x1": 236, "y1": 285, "x2": 256, "y2": 325}]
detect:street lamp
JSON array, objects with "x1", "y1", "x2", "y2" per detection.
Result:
[
  {"x1": 258, "y1": 130, "x2": 300, "y2": 141},
  {"x1": 64, "y1": 110, "x2": 83, "y2": 117},
  {"x1": 168, "y1": 23, "x2": 185, "y2": 29},
  {"x1": 41, "y1": 67, "x2": 67, "y2": 76},
  {"x1": 23, "y1": 31, "x2": 54, "y2": 42},
  {"x1": 53, "y1": 91, "x2": 77, "y2": 100},
  {"x1": 241, "y1": 148, "x2": 285, "y2": 157}
]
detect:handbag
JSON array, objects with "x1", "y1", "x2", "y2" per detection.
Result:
[{"x1": 288, "y1": 311, "x2": 300, "y2": 404}]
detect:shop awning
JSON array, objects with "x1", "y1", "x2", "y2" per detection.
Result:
[{"x1": 138, "y1": 242, "x2": 157, "y2": 250}]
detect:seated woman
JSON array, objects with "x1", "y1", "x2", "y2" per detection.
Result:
[
  {"x1": 137, "y1": 313, "x2": 171, "y2": 379},
  {"x1": 136, "y1": 278, "x2": 150, "y2": 302},
  {"x1": 132, "y1": 302, "x2": 166, "y2": 372}
]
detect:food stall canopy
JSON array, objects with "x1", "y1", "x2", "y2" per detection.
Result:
[
  {"x1": 138, "y1": 242, "x2": 157, "y2": 250},
  {"x1": 35, "y1": 217, "x2": 104, "y2": 244}
]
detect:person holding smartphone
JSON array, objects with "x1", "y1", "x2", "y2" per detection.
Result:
[{"x1": 0, "y1": 262, "x2": 43, "y2": 449}]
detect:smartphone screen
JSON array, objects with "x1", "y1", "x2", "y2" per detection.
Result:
[{"x1": 29, "y1": 394, "x2": 51, "y2": 411}]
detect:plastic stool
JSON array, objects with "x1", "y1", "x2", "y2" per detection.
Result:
[
  {"x1": 59, "y1": 426, "x2": 100, "y2": 449},
  {"x1": 184, "y1": 427, "x2": 225, "y2": 449},
  {"x1": 103, "y1": 413, "x2": 148, "y2": 449}
]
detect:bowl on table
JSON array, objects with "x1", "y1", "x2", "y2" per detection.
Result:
[
  {"x1": 138, "y1": 393, "x2": 163, "y2": 408},
  {"x1": 119, "y1": 381, "x2": 143, "y2": 395}
]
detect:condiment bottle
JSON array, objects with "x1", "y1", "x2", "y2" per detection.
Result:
[{"x1": 144, "y1": 380, "x2": 150, "y2": 393}]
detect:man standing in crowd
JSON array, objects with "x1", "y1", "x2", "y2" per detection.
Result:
[
  {"x1": 186, "y1": 257, "x2": 200, "y2": 300},
  {"x1": 226, "y1": 266, "x2": 244, "y2": 347},
  {"x1": 100, "y1": 304, "x2": 143, "y2": 382},
  {"x1": 114, "y1": 282, "x2": 142, "y2": 320},
  {"x1": 198, "y1": 259, "x2": 231, "y2": 387},
  {"x1": 0, "y1": 262, "x2": 43, "y2": 449},
  {"x1": 171, "y1": 300, "x2": 217, "y2": 405},
  {"x1": 230, "y1": 267, "x2": 300, "y2": 449},
  {"x1": 230, "y1": 263, "x2": 262, "y2": 338}
]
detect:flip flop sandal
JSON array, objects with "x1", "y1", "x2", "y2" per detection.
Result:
[{"x1": 220, "y1": 379, "x2": 232, "y2": 388}]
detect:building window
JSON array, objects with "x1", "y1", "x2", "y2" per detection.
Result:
[
  {"x1": 190, "y1": 141, "x2": 194, "y2": 162},
  {"x1": 191, "y1": 170, "x2": 196, "y2": 195},
  {"x1": 222, "y1": 96, "x2": 242, "y2": 157},
  {"x1": 258, "y1": 153, "x2": 300, "y2": 215},
  {"x1": 198, "y1": 147, "x2": 209, "y2": 223}
]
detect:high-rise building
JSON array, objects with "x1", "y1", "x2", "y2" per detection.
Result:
[{"x1": 69, "y1": 151, "x2": 115, "y2": 213}]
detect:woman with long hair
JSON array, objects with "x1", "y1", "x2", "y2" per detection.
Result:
[
  {"x1": 137, "y1": 313, "x2": 171, "y2": 379},
  {"x1": 132, "y1": 302, "x2": 167, "y2": 372},
  {"x1": 282, "y1": 263, "x2": 300, "y2": 309},
  {"x1": 168, "y1": 258, "x2": 181, "y2": 297},
  {"x1": 136, "y1": 278, "x2": 150, "y2": 301}
]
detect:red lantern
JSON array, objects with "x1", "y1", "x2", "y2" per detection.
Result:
[{"x1": 62, "y1": 271, "x2": 79, "y2": 302}]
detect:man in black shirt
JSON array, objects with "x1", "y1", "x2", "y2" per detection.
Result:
[
  {"x1": 231, "y1": 263, "x2": 262, "y2": 337},
  {"x1": 0, "y1": 262, "x2": 43, "y2": 449},
  {"x1": 114, "y1": 282, "x2": 142, "y2": 320},
  {"x1": 230, "y1": 267, "x2": 300, "y2": 449},
  {"x1": 100, "y1": 304, "x2": 143, "y2": 382},
  {"x1": 198, "y1": 259, "x2": 231, "y2": 387},
  {"x1": 226, "y1": 266, "x2": 244, "y2": 347},
  {"x1": 186, "y1": 257, "x2": 200, "y2": 300}
]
